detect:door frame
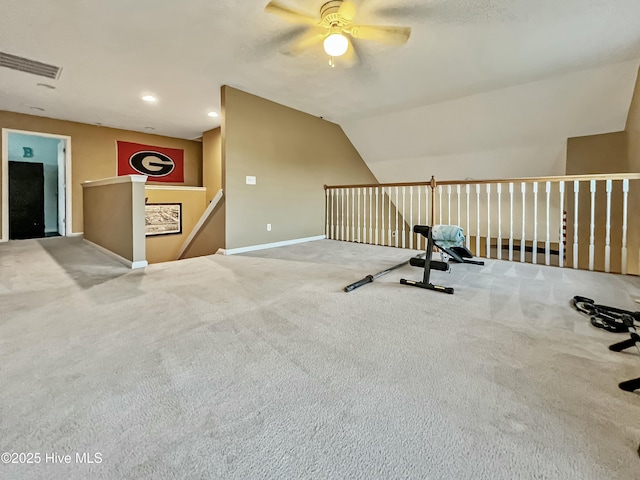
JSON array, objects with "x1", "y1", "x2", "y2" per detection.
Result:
[{"x1": 1, "y1": 128, "x2": 72, "y2": 242}]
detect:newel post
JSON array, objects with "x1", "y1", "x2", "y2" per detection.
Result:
[{"x1": 430, "y1": 176, "x2": 437, "y2": 226}]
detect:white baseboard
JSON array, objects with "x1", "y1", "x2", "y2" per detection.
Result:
[
  {"x1": 221, "y1": 235, "x2": 326, "y2": 255},
  {"x1": 68, "y1": 232, "x2": 84, "y2": 238},
  {"x1": 84, "y1": 239, "x2": 148, "y2": 269}
]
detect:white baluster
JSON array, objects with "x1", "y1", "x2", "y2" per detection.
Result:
[
  {"x1": 380, "y1": 187, "x2": 384, "y2": 246},
  {"x1": 351, "y1": 188, "x2": 356, "y2": 242},
  {"x1": 369, "y1": 187, "x2": 373, "y2": 245},
  {"x1": 362, "y1": 188, "x2": 367, "y2": 243},
  {"x1": 325, "y1": 189, "x2": 329, "y2": 238},
  {"x1": 545, "y1": 182, "x2": 551, "y2": 266},
  {"x1": 521, "y1": 183, "x2": 526, "y2": 263},
  {"x1": 476, "y1": 184, "x2": 481, "y2": 257},
  {"x1": 395, "y1": 186, "x2": 399, "y2": 247},
  {"x1": 436, "y1": 185, "x2": 441, "y2": 225},
  {"x1": 559, "y1": 182, "x2": 565, "y2": 268},
  {"x1": 532, "y1": 182, "x2": 538, "y2": 265},
  {"x1": 417, "y1": 186, "x2": 421, "y2": 250},
  {"x1": 447, "y1": 185, "x2": 452, "y2": 225},
  {"x1": 409, "y1": 186, "x2": 414, "y2": 250},
  {"x1": 330, "y1": 189, "x2": 335, "y2": 240},
  {"x1": 402, "y1": 186, "x2": 406, "y2": 248},
  {"x1": 573, "y1": 181, "x2": 579, "y2": 269},
  {"x1": 486, "y1": 184, "x2": 491, "y2": 259},
  {"x1": 341, "y1": 188, "x2": 345, "y2": 241},
  {"x1": 589, "y1": 180, "x2": 596, "y2": 271},
  {"x1": 605, "y1": 179, "x2": 612, "y2": 273},
  {"x1": 346, "y1": 189, "x2": 350, "y2": 242},
  {"x1": 375, "y1": 187, "x2": 379, "y2": 245},
  {"x1": 466, "y1": 185, "x2": 471, "y2": 250},
  {"x1": 457, "y1": 185, "x2": 461, "y2": 228},
  {"x1": 622, "y1": 179, "x2": 629, "y2": 274},
  {"x1": 357, "y1": 188, "x2": 361, "y2": 243},
  {"x1": 497, "y1": 184, "x2": 502, "y2": 260},
  {"x1": 509, "y1": 183, "x2": 514, "y2": 262},
  {"x1": 388, "y1": 188, "x2": 392, "y2": 245}
]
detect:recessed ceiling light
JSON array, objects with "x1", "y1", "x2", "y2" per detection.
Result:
[
  {"x1": 208, "y1": 111, "x2": 219, "y2": 117},
  {"x1": 36, "y1": 83, "x2": 56, "y2": 90},
  {"x1": 142, "y1": 94, "x2": 157, "y2": 102}
]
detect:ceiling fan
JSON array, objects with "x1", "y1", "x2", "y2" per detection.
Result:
[{"x1": 264, "y1": 0, "x2": 411, "y2": 67}]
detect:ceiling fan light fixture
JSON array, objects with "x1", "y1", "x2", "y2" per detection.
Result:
[{"x1": 324, "y1": 33, "x2": 348, "y2": 57}]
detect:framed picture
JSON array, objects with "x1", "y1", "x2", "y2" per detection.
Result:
[{"x1": 145, "y1": 203, "x2": 182, "y2": 236}]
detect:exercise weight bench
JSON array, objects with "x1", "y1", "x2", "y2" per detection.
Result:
[{"x1": 400, "y1": 225, "x2": 455, "y2": 294}]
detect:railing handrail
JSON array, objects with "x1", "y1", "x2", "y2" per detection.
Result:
[{"x1": 324, "y1": 172, "x2": 640, "y2": 190}]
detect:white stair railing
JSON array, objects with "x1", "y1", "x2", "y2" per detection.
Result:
[{"x1": 325, "y1": 173, "x2": 640, "y2": 275}]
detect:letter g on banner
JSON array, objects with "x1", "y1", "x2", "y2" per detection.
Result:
[{"x1": 129, "y1": 151, "x2": 175, "y2": 177}]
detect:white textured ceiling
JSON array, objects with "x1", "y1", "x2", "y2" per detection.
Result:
[{"x1": 1, "y1": 0, "x2": 640, "y2": 141}]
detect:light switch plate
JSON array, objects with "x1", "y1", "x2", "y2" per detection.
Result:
[{"x1": 246, "y1": 176, "x2": 256, "y2": 185}]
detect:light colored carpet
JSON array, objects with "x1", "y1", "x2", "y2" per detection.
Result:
[{"x1": 1, "y1": 236, "x2": 639, "y2": 479}]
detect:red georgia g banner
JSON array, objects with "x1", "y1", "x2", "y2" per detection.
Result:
[{"x1": 117, "y1": 141, "x2": 184, "y2": 183}]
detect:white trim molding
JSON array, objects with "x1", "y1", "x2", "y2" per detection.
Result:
[
  {"x1": 82, "y1": 175, "x2": 147, "y2": 188},
  {"x1": 145, "y1": 185, "x2": 206, "y2": 191},
  {"x1": 221, "y1": 235, "x2": 326, "y2": 255},
  {"x1": 176, "y1": 189, "x2": 223, "y2": 259},
  {"x1": 84, "y1": 239, "x2": 148, "y2": 269}
]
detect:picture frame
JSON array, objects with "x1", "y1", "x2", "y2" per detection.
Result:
[{"x1": 145, "y1": 203, "x2": 182, "y2": 236}]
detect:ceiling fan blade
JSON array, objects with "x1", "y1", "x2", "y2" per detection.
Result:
[
  {"x1": 349, "y1": 25, "x2": 411, "y2": 45},
  {"x1": 286, "y1": 27, "x2": 328, "y2": 56},
  {"x1": 338, "y1": 1, "x2": 357, "y2": 22},
  {"x1": 264, "y1": 1, "x2": 319, "y2": 25},
  {"x1": 340, "y1": 37, "x2": 359, "y2": 67}
]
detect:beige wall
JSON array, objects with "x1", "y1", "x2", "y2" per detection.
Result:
[
  {"x1": 82, "y1": 177, "x2": 146, "y2": 264},
  {"x1": 145, "y1": 187, "x2": 207, "y2": 264},
  {"x1": 222, "y1": 86, "x2": 378, "y2": 250},
  {"x1": 566, "y1": 132, "x2": 629, "y2": 175},
  {"x1": 182, "y1": 196, "x2": 226, "y2": 259},
  {"x1": 202, "y1": 127, "x2": 222, "y2": 203},
  {"x1": 0, "y1": 110, "x2": 203, "y2": 234},
  {"x1": 626, "y1": 67, "x2": 640, "y2": 275}
]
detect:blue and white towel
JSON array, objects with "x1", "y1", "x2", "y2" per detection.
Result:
[{"x1": 431, "y1": 225, "x2": 465, "y2": 248}]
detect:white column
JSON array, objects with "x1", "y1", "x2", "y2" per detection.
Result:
[
  {"x1": 605, "y1": 179, "x2": 612, "y2": 273},
  {"x1": 589, "y1": 180, "x2": 596, "y2": 271}
]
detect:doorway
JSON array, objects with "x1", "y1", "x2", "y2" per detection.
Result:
[{"x1": 1, "y1": 129, "x2": 72, "y2": 241}]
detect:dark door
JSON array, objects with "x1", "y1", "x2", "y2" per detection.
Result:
[{"x1": 9, "y1": 161, "x2": 45, "y2": 239}]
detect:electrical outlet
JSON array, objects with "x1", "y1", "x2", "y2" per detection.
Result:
[{"x1": 267, "y1": 224, "x2": 271, "y2": 231}]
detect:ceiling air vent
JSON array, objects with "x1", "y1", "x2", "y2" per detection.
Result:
[{"x1": 0, "y1": 52, "x2": 61, "y2": 79}]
